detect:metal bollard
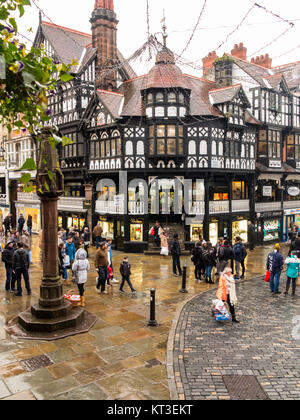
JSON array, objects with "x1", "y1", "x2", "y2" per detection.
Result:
[
  {"x1": 179, "y1": 266, "x2": 188, "y2": 293},
  {"x1": 148, "y1": 288, "x2": 158, "y2": 327}
]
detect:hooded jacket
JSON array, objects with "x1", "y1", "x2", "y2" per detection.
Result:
[
  {"x1": 2, "y1": 242, "x2": 16, "y2": 267},
  {"x1": 285, "y1": 255, "x2": 300, "y2": 279},
  {"x1": 267, "y1": 250, "x2": 284, "y2": 274},
  {"x1": 72, "y1": 249, "x2": 90, "y2": 284},
  {"x1": 13, "y1": 248, "x2": 30, "y2": 270}
]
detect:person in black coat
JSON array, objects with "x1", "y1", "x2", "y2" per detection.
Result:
[
  {"x1": 289, "y1": 232, "x2": 300, "y2": 258},
  {"x1": 248, "y1": 221, "x2": 255, "y2": 251},
  {"x1": 2, "y1": 241, "x2": 16, "y2": 292},
  {"x1": 119, "y1": 257, "x2": 136, "y2": 293},
  {"x1": 191, "y1": 241, "x2": 204, "y2": 282},
  {"x1": 170, "y1": 234, "x2": 182, "y2": 277},
  {"x1": 12, "y1": 242, "x2": 31, "y2": 296}
]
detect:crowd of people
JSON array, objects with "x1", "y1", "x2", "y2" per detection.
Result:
[{"x1": 2, "y1": 214, "x2": 299, "y2": 325}]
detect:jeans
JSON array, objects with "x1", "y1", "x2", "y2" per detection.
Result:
[
  {"x1": 27, "y1": 227, "x2": 32, "y2": 236},
  {"x1": 172, "y1": 255, "x2": 182, "y2": 275},
  {"x1": 195, "y1": 264, "x2": 203, "y2": 280},
  {"x1": 270, "y1": 271, "x2": 281, "y2": 293},
  {"x1": 28, "y1": 250, "x2": 32, "y2": 264},
  {"x1": 205, "y1": 265, "x2": 213, "y2": 282},
  {"x1": 234, "y1": 260, "x2": 241, "y2": 279},
  {"x1": 5, "y1": 265, "x2": 16, "y2": 291},
  {"x1": 97, "y1": 266, "x2": 108, "y2": 292},
  {"x1": 15, "y1": 268, "x2": 31, "y2": 295},
  {"x1": 120, "y1": 276, "x2": 135, "y2": 292}
]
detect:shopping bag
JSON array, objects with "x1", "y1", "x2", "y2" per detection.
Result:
[
  {"x1": 296, "y1": 277, "x2": 300, "y2": 287},
  {"x1": 160, "y1": 247, "x2": 169, "y2": 256},
  {"x1": 264, "y1": 270, "x2": 270, "y2": 283}
]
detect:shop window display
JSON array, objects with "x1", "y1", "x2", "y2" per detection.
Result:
[
  {"x1": 232, "y1": 220, "x2": 248, "y2": 243},
  {"x1": 130, "y1": 223, "x2": 143, "y2": 242},
  {"x1": 209, "y1": 222, "x2": 218, "y2": 246},
  {"x1": 263, "y1": 219, "x2": 280, "y2": 242},
  {"x1": 100, "y1": 221, "x2": 114, "y2": 239},
  {"x1": 190, "y1": 224, "x2": 203, "y2": 242}
]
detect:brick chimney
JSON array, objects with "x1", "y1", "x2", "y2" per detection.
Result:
[
  {"x1": 202, "y1": 51, "x2": 218, "y2": 75},
  {"x1": 251, "y1": 54, "x2": 272, "y2": 69},
  {"x1": 231, "y1": 42, "x2": 247, "y2": 61},
  {"x1": 91, "y1": 0, "x2": 118, "y2": 91}
]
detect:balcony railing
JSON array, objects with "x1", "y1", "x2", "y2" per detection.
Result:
[
  {"x1": 128, "y1": 201, "x2": 145, "y2": 215},
  {"x1": 209, "y1": 201, "x2": 230, "y2": 214},
  {"x1": 283, "y1": 201, "x2": 300, "y2": 210},
  {"x1": 232, "y1": 200, "x2": 250, "y2": 213},
  {"x1": 188, "y1": 201, "x2": 205, "y2": 215},
  {"x1": 58, "y1": 197, "x2": 86, "y2": 212},
  {"x1": 255, "y1": 202, "x2": 282, "y2": 212},
  {"x1": 95, "y1": 201, "x2": 124, "y2": 215},
  {"x1": 17, "y1": 192, "x2": 39, "y2": 202}
]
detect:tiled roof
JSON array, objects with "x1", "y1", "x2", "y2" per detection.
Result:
[
  {"x1": 209, "y1": 84, "x2": 242, "y2": 105},
  {"x1": 40, "y1": 21, "x2": 136, "y2": 79},
  {"x1": 97, "y1": 89, "x2": 124, "y2": 119},
  {"x1": 226, "y1": 54, "x2": 272, "y2": 88},
  {"x1": 272, "y1": 62, "x2": 300, "y2": 90}
]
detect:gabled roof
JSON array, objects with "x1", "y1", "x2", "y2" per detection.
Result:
[
  {"x1": 209, "y1": 84, "x2": 251, "y2": 107},
  {"x1": 96, "y1": 89, "x2": 124, "y2": 119},
  {"x1": 264, "y1": 73, "x2": 290, "y2": 94},
  {"x1": 272, "y1": 61, "x2": 300, "y2": 90},
  {"x1": 225, "y1": 54, "x2": 272, "y2": 88},
  {"x1": 35, "y1": 21, "x2": 136, "y2": 79}
]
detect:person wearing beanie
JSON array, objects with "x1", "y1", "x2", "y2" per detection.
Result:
[{"x1": 267, "y1": 243, "x2": 284, "y2": 294}]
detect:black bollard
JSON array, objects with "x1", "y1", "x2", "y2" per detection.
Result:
[
  {"x1": 179, "y1": 266, "x2": 188, "y2": 293},
  {"x1": 148, "y1": 288, "x2": 158, "y2": 327}
]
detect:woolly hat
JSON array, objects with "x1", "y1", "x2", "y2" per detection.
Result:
[{"x1": 274, "y1": 243, "x2": 280, "y2": 251}]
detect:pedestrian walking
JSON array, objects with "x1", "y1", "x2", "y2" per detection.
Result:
[
  {"x1": 191, "y1": 241, "x2": 204, "y2": 282},
  {"x1": 82, "y1": 227, "x2": 90, "y2": 257},
  {"x1": 21, "y1": 231, "x2": 32, "y2": 264},
  {"x1": 170, "y1": 234, "x2": 182, "y2": 277},
  {"x1": 3, "y1": 213, "x2": 12, "y2": 236},
  {"x1": 217, "y1": 240, "x2": 234, "y2": 274},
  {"x1": 13, "y1": 242, "x2": 31, "y2": 297},
  {"x1": 233, "y1": 237, "x2": 243, "y2": 281},
  {"x1": 289, "y1": 232, "x2": 300, "y2": 258},
  {"x1": 284, "y1": 252, "x2": 300, "y2": 296},
  {"x1": 248, "y1": 221, "x2": 255, "y2": 251},
  {"x1": 240, "y1": 238, "x2": 247, "y2": 279},
  {"x1": 27, "y1": 214, "x2": 33, "y2": 236},
  {"x1": 160, "y1": 229, "x2": 169, "y2": 257},
  {"x1": 217, "y1": 267, "x2": 239, "y2": 323},
  {"x1": 267, "y1": 243, "x2": 284, "y2": 295},
  {"x1": 94, "y1": 241, "x2": 109, "y2": 294},
  {"x1": 150, "y1": 221, "x2": 162, "y2": 248},
  {"x1": 119, "y1": 256, "x2": 136, "y2": 294},
  {"x1": 2, "y1": 241, "x2": 16, "y2": 292},
  {"x1": 58, "y1": 243, "x2": 70, "y2": 286},
  {"x1": 17, "y1": 214, "x2": 25, "y2": 235},
  {"x1": 65, "y1": 237, "x2": 76, "y2": 280},
  {"x1": 93, "y1": 222, "x2": 103, "y2": 249},
  {"x1": 106, "y1": 239, "x2": 118, "y2": 284},
  {"x1": 0, "y1": 226, "x2": 5, "y2": 252},
  {"x1": 203, "y1": 242, "x2": 216, "y2": 284},
  {"x1": 72, "y1": 248, "x2": 90, "y2": 307}
]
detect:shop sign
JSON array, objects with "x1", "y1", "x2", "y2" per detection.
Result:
[
  {"x1": 258, "y1": 211, "x2": 282, "y2": 218},
  {"x1": 287, "y1": 187, "x2": 300, "y2": 197},
  {"x1": 284, "y1": 208, "x2": 300, "y2": 216},
  {"x1": 263, "y1": 186, "x2": 272, "y2": 197},
  {"x1": 130, "y1": 218, "x2": 143, "y2": 224},
  {"x1": 83, "y1": 200, "x2": 92, "y2": 210}
]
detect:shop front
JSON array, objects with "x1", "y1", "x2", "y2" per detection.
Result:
[
  {"x1": 15, "y1": 204, "x2": 41, "y2": 233},
  {"x1": 124, "y1": 216, "x2": 148, "y2": 254},
  {"x1": 58, "y1": 211, "x2": 87, "y2": 232},
  {"x1": 232, "y1": 217, "x2": 248, "y2": 243},
  {"x1": 256, "y1": 210, "x2": 283, "y2": 244},
  {"x1": 283, "y1": 208, "x2": 300, "y2": 242}
]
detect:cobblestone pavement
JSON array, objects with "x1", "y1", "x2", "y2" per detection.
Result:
[
  {"x1": 173, "y1": 274, "x2": 300, "y2": 400},
  {"x1": 0, "y1": 238, "x2": 290, "y2": 400}
]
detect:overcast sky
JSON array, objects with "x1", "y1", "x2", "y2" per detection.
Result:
[{"x1": 18, "y1": 0, "x2": 300, "y2": 76}]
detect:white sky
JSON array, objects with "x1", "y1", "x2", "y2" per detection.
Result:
[{"x1": 17, "y1": 0, "x2": 300, "y2": 76}]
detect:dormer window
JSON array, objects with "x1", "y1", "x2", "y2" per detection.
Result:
[
  {"x1": 144, "y1": 89, "x2": 189, "y2": 119},
  {"x1": 147, "y1": 93, "x2": 154, "y2": 104},
  {"x1": 168, "y1": 92, "x2": 176, "y2": 103}
]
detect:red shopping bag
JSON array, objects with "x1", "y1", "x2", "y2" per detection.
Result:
[{"x1": 264, "y1": 270, "x2": 270, "y2": 283}]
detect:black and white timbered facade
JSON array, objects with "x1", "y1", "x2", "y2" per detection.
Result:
[{"x1": 26, "y1": 1, "x2": 300, "y2": 250}]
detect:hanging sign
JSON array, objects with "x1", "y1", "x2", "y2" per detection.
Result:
[
  {"x1": 263, "y1": 186, "x2": 272, "y2": 197},
  {"x1": 287, "y1": 187, "x2": 300, "y2": 197}
]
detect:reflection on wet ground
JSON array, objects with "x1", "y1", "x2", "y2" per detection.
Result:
[{"x1": 0, "y1": 238, "x2": 288, "y2": 400}]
